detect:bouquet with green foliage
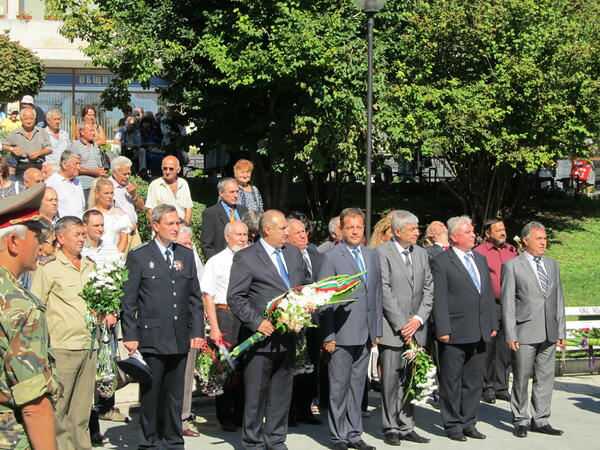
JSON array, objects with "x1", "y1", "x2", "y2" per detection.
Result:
[
  {"x1": 401, "y1": 342, "x2": 437, "y2": 406},
  {"x1": 195, "y1": 341, "x2": 234, "y2": 396}
]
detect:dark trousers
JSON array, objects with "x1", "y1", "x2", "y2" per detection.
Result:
[
  {"x1": 242, "y1": 349, "x2": 295, "y2": 449},
  {"x1": 290, "y1": 328, "x2": 320, "y2": 420},
  {"x1": 139, "y1": 353, "x2": 187, "y2": 449},
  {"x1": 484, "y1": 302, "x2": 511, "y2": 394},
  {"x1": 438, "y1": 340, "x2": 487, "y2": 435}
]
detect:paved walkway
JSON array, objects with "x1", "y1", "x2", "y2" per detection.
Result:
[{"x1": 101, "y1": 374, "x2": 600, "y2": 449}]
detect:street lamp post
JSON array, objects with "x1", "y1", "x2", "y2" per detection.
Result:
[{"x1": 354, "y1": 0, "x2": 387, "y2": 241}]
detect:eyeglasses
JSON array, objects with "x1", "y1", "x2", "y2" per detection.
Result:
[{"x1": 162, "y1": 167, "x2": 176, "y2": 171}]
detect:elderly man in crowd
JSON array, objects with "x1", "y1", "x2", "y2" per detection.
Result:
[
  {"x1": 114, "y1": 116, "x2": 147, "y2": 175},
  {"x1": 474, "y1": 218, "x2": 517, "y2": 404},
  {"x1": 201, "y1": 177, "x2": 248, "y2": 260},
  {"x1": 201, "y1": 221, "x2": 249, "y2": 432},
  {"x1": 20, "y1": 95, "x2": 46, "y2": 128},
  {"x1": 1, "y1": 108, "x2": 52, "y2": 180},
  {"x1": 22, "y1": 168, "x2": 44, "y2": 188},
  {"x1": 424, "y1": 220, "x2": 450, "y2": 260},
  {"x1": 318, "y1": 216, "x2": 341, "y2": 252},
  {"x1": 40, "y1": 187, "x2": 59, "y2": 225},
  {"x1": 432, "y1": 216, "x2": 497, "y2": 441},
  {"x1": 41, "y1": 161, "x2": 59, "y2": 180},
  {"x1": 67, "y1": 123, "x2": 106, "y2": 203},
  {"x1": 377, "y1": 210, "x2": 433, "y2": 446},
  {"x1": 110, "y1": 156, "x2": 145, "y2": 250},
  {"x1": 32, "y1": 216, "x2": 106, "y2": 450},
  {"x1": 45, "y1": 150, "x2": 85, "y2": 218},
  {"x1": 145, "y1": 155, "x2": 193, "y2": 224},
  {"x1": 44, "y1": 109, "x2": 70, "y2": 165},
  {"x1": 501, "y1": 221, "x2": 566, "y2": 438}
]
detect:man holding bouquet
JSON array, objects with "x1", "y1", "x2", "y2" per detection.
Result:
[{"x1": 228, "y1": 209, "x2": 310, "y2": 449}]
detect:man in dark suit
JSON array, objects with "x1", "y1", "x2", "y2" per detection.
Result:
[
  {"x1": 201, "y1": 177, "x2": 248, "y2": 260},
  {"x1": 228, "y1": 210, "x2": 310, "y2": 449},
  {"x1": 424, "y1": 220, "x2": 450, "y2": 260},
  {"x1": 319, "y1": 208, "x2": 383, "y2": 450},
  {"x1": 121, "y1": 204, "x2": 204, "y2": 449},
  {"x1": 432, "y1": 215, "x2": 497, "y2": 441},
  {"x1": 377, "y1": 211, "x2": 433, "y2": 446},
  {"x1": 501, "y1": 221, "x2": 566, "y2": 438}
]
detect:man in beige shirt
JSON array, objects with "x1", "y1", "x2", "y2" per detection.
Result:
[{"x1": 31, "y1": 216, "x2": 102, "y2": 450}]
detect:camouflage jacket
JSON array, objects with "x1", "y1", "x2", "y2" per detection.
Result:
[{"x1": 0, "y1": 266, "x2": 59, "y2": 449}]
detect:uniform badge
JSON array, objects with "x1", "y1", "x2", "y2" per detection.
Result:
[
  {"x1": 174, "y1": 261, "x2": 183, "y2": 271},
  {"x1": 149, "y1": 261, "x2": 155, "y2": 269}
]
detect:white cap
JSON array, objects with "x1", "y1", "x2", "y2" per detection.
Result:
[{"x1": 21, "y1": 95, "x2": 34, "y2": 105}]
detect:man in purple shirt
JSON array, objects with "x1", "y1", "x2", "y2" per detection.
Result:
[{"x1": 474, "y1": 218, "x2": 517, "y2": 404}]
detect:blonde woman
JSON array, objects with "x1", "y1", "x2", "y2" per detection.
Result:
[
  {"x1": 88, "y1": 178, "x2": 131, "y2": 254},
  {"x1": 368, "y1": 216, "x2": 393, "y2": 248}
]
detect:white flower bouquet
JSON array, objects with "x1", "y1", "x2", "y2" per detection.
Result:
[{"x1": 401, "y1": 342, "x2": 437, "y2": 406}]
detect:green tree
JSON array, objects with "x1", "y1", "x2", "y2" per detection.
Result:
[{"x1": 0, "y1": 34, "x2": 46, "y2": 102}]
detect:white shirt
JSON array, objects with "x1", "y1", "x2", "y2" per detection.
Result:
[
  {"x1": 523, "y1": 251, "x2": 548, "y2": 289},
  {"x1": 452, "y1": 246, "x2": 481, "y2": 287},
  {"x1": 45, "y1": 172, "x2": 85, "y2": 218},
  {"x1": 110, "y1": 177, "x2": 138, "y2": 224},
  {"x1": 81, "y1": 240, "x2": 110, "y2": 266},
  {"x1": 260, "y1": 238, "x2": 288, "y2": 277},
  {"x1": 200, "y1": 247, "x2": 235, "y2": 305},
  {"x1": 45, "y1": 128, "x2": 71, "y2": 164}
]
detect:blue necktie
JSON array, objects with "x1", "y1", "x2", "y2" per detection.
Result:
[
  {"x1": 352, "y1": 247, "x2": 367, "y2": 283},
  {"x1": 274, "y1": 248, "x2": 291, "y2": 289},
  {"x1": 464, "y1": 253, "x2": 481, "y2": 293}
]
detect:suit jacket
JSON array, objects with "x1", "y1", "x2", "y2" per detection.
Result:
[
  {"x1": 431, "y1": 248, "x2": 497, "y2": 344},
  {"x1": 227, "y1": 241, "x2": 311, "y2": 352},
  {"x1": 318, "y1": 243, "x2": 383, "y2": 346},
  {"x1": 200, "y1": 201, "x2": 249, "y2": 260},
  {"x1": 500, "y1": 253, "x2": 566, "y2": 344},
  {"x1": 426, "y1": 244, "x2": 446, "y2": 260},
  {"x1": 306, "y1": 243, "x2": 323, "y2": 283},
  {"x1": 377, "y1": 241, "x2": 434, "y2": 348},
  {"x1": 121, "y1": 240, "x2": 204, "y2": 354}
]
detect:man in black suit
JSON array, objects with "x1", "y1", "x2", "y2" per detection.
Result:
[
  {"x1": 424, "y1": 220, "x2": 450, "y2": 260},
  {"x1": 228, "y1": 210, "x2": 310, "y2": 449},
  {"x1": 201, "y1": 177, "x2": 249, "y2": 260},
  {"x1": 121, "y1": 204, "x2": 204, "y2": 449},
  {"x1": 432, "y1": 215, "x2": 497, "y2": 442}
]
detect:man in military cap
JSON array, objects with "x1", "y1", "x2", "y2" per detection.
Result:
[{"x1": 0, "y1": 183, "x2": 59, "y2": 449}]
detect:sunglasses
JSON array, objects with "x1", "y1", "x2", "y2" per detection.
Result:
[{"x1": 162, "y1": 167, "x2": 177, "y2": 171}]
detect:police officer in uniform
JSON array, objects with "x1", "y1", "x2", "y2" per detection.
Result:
[
  {"x1": 0, "y1": 183, "x2": 59, "y2": 449},
  {"x1": 121, "y1": 203, "x2": 204, "y2": 449}
]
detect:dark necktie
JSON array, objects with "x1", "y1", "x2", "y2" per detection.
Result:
[
  {"x1": 302, "y1": 250, "x2": 313, "y2": 277},
  {"x1": 274, "y1": 248, "x2": 291, "y2": 289},
  {"x1": 165, "y1": 248, "x2": 172, "y2": 268},
  {"x1": 534, "y1": 256, "x2": 548, "y2": 295},
  {"x1": 402, "y1": 249, "x2": 414, "y2": 281}
]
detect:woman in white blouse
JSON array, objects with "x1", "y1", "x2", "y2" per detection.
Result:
[{"x1": 88, "y1": 178, "x2": 131, "y2": 254}]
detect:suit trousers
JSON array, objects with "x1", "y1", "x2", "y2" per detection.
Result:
[
  {"x1": 54, "y1": 349, "x2": 97, "y2": 450},
  {"x1": 438, "y1": 341, "x2": 486, "y2": 434},
  {"x1": 139, "y1": 353, "x2": 187, "y2": 449},
  {"x1": 242, "y1": 349, "x2": 294, "y2": 449},
  {"x1": 379, "y1": 344, "x2": 414, "y2": 436},
  {"x1": 484, "y1": 302, "x2": 511, "y2": 394},
  {"x1": 510, "y1": 340, "x2": 556, "y2": 427},
  {"x1": 328, "y1": 344, "x2": 370, "y2": 444},
  {"x1": 181, "y1": 347, "x2": 197, "y2": 431}
]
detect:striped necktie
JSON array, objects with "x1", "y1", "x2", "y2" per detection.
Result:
[
  {"x1": 534, "y1": 256, "x2": 549, "y2": 295},
  {"x1": 464, "y1": 253, "x2": 481, "y2": 293}
]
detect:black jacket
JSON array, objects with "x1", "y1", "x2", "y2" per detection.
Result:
[{"x1": 200, "y1": 201, "x2": 249, "y2": 260}]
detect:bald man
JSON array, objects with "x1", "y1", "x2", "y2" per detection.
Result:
[
  {"x1": 228, "y1": 210, "x2": 311, "y2": 449},
  {"x1": 23, "y1": 168, "x2": 44, "y2": 188},
  {"x1": 145, "y1": 155, "x2": 193, "y2": 224}
]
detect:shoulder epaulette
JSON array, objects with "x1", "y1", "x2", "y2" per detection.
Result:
[
  {"x1": 38, "y1": 256, "x2": 56, "y2": 266},
  {"x1": 131, "y1": 242, "x2": 149, "y2": 252}
]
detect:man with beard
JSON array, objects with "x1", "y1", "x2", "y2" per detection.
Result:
[{"x1": 201, "y1": 221, "x2": 249, "y2": 432}]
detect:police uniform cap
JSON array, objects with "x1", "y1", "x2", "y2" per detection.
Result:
[{"x1": 0, "y1": 183, "x2": 49, "y2": 231}]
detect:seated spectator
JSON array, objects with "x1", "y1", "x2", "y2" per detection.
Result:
[
  {"x1": 81, "y1": 105, "x2": 107, "y2": 147},
  {"x1": 88, "y1": 178, "x2": 132, "y2": 254},
  {"x1": 317, "y1": 216, "x2": 341, "y2": 252},
  {"x1": 0, "y1": 156, "x2": 23, "y2": 198},
  {"x1": 45, "y1": 109, "x2": 70, "y2": 165},
  {"x1": 20, "y1": 95, "x2": 46, "y2": 128},
  {"x1": 242, "y1": 209, "x2": 261, "y2": 243},
  {"x1": 368, "y1": 216, "x2": 392, "y2": 248},
  {"x1": 45, "y1": 150, "x2": 85, "y2": 218},
  {"x1": 160, "y1": 106, "x2": 187, "y2": 165},
  {"x1": 234, "y1": 159, "x2": 264, "y2": 213},
  {"x1": 0, "y1": 110, "x2": 21, "y2": 134},
  {"x1": 41, "y1": 161, "x2": 59, "y2": 180},
  {"x1": 114, "y1": 116, "x2": 147, "y2": 176},
  {"x1": 40, "y1": 187, "x2": 59, "y2": 225},
  {"x1": 145, "y1": 155, "x2": 193, "y2": 224},
  {"x1": 1, "y1": 108, "x2": 52, "y2": 179},
  {"x1": 140, "y1": 116, "x2": 164, "y2": 175},
  {"x1": 23, "y1": 168, "x2": 44, "y2": 188},
  {"x1": 67, "y1": 123, "x2": 106, "y2": 202}
]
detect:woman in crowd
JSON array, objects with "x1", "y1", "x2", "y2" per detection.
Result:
[
  {"x1": 234, "y1": 158, "x2": 264, "y2": 212},
  {"x1": 0, "y1": 157, "x2": 22, "y2": 199},
  {"x1": 88, "y1": 178, "x2": 132, "y2": 254},
  {"x1": 81, "y1": 105, "x2": 107, "y2": 146},
  {"x1": 368, "y1": 216, "x2": 393, "y2": 248}
]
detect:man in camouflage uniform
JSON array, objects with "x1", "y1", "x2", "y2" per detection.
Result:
[{"x1": 0, "y1": 183, "x2": 59, "y2": 449}]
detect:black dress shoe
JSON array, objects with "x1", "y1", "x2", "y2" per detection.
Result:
[
  {"x1": 297, "y1": 414, "x2": 322, "y2": 425},
  {"x1": 348, "y1": 440, "x2": 376, "y2": 450},
  {"x1": 495, "y1": 391, "x2": 511, "y2": 402},
  {"x1": 448, "y1": 432, "x2": 466, "y2": 442},
  {"x1": 333, "y1": 443, "x2": 349, "y2": 450},
  {"x1": 220, "y1": 421, "x2": 237, "y2": 432},
  {"x1": 482, "y1": 390, "x2": 496, "y2": 404},
  {"x1": 401, "y1": 431, "x2": 430, "y2": 443},
  {"x1": 464, "y1": 429, "x2": 486, "y2": 439},
  {"x1": 383, "y1": 433, "x2": 401, "y2": 446},
  {"x1": 530, "y1": 424, "x2": 563, "y2": 436},
  {"x1": 513, "y1": 426, "x2": 528, "y2": 438}
]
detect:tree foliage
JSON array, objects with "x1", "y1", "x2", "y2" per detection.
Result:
[
  {"x1": 46, "y1": 0, "x2": 600, "y2": 225},
  {"x1": 0, "y1": 34, "x2": 46, "y2": 103}
]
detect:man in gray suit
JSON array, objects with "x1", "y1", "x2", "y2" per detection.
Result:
[
  {"x1": 501, "y1": 221, "x2": 566, "y2": 438},
  {"x1": 377, "y1": 211, "x2": 433, "y2": 446},
  {"x1": 319, "y1": 208, "x2": 383, "y2": 450}
]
